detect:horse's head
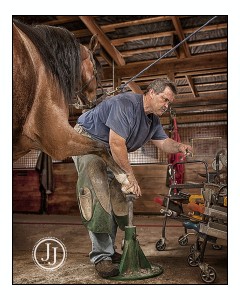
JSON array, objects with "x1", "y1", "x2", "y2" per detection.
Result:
[{"x1": 76, "y1": 35, "x2": 101, "y2": 108}]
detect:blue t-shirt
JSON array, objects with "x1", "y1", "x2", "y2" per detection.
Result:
[{"x1": 77, "y1": 92, "x2": 168, "y2": 152}]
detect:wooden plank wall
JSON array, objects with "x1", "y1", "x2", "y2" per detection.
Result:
[
  {"x1": 13, "y1": 170, "x2": 42, "y2": 213},
  {"x1": 133, "y1": 164, "x2": 168, "y2": 213},
  {"x1": 46, "y1": 163, "x2": 169, "y2": 215},
  {"x1": 13, "y1": 155, "x2": 226, "y2": 215},
  {"x1": 13, "y1": 124, "x2": 227, "y2": 215},
  {"x1": 12, "y1": 157, "x2": 225, "y2": 215},
  {"x1": 45, "y1": 158, "x2": 221, "y2": 215},
  {"x1": 47, "y1": 163, "x2": 78, "y2": 215}
]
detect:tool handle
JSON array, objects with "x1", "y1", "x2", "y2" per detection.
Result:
[{"x1": 126, "y1": 194, "x2": 136, "y2": 226}]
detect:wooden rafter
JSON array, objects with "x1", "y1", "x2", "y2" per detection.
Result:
[
  {"x1": 171, "y1": 16, "x2": 199, "y2": 97},
  {"x1": 79, "y1": 16, "x2": 125, "y2": 66},
  {"x1": 104, "y1": 52, "x2": 227, "y2": 79},
  {"x1": 79, "y1": 16, "x2": 143, "y2": 94}
]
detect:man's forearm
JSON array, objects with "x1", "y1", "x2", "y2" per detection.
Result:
[
  {"x1": 110, "y1": 143, "x2": 133, "y2": 175},
  {"x1": 110, "y1": 142, "x2": 141, "y2": 196},
  {"x1": 108, "y1": 130, "x2": 141, "y2": 196},
  {"x1": 161, "y1": 138, "x2": 182, "y2": 153},
  {"x1": 109, "y1": 129, "x2": 134, "y2": 174}
]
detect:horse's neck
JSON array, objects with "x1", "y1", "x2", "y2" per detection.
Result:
[{"x1": 14, "y1": 25, "x2": 41, "y2": 66}]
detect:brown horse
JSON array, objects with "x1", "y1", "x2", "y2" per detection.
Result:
[
  {"x1": 13, "y1": 20, "x2": 131, "y2": 190},
  {"x1": 13, "y1": 20, "x2": 105, "y2": 161}
]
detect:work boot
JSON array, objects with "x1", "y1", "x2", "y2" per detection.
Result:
[
  {"x1": 111, "y1": 251, "x2": 122, "y2": 263},
  {"x1": 95, "y1": 260, "x2": 119, "y2": 278}
]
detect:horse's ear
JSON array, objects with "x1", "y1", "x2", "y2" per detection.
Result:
[{"x1": 89, "y1": 34, "x2": 98, "y2": 54}]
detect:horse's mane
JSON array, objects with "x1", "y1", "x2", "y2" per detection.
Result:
[{"x1": 13, "y1": 19, "x2": 81, "y2": 104}]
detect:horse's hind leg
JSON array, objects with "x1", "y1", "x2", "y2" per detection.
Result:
[{"x1": 71, "y1": 125, "x2": 127, "y2": 181}]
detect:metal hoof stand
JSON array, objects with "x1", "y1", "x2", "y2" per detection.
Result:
[{"x1": 109, "y1": 194, "x2": 163, "y2": 281}]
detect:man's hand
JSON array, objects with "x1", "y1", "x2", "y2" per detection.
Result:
[
  {"x1": 152, "y1": 138, "x2": 193, "y2": 156},
  {"x1": 124, "y1": 173, "x2": 142, "y2": 197},
  {"x1": 178, "y1": 143, "x2": 193, "y2": 157},
  {"x1": 115, "y1": 173, "x2": 141, "y2": 197}
]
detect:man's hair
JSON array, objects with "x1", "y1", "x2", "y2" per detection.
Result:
[{"x1": 145, "y1": 78, "x2": 177, "y2": 95}]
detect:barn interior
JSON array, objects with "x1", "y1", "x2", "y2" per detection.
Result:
[{"x1": 13, "y1": 15, "x2": 228, "y2": 285}]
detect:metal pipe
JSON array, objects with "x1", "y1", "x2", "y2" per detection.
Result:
[{"x1": 126, "y1": 194, "x2": 135, "y2": 226}]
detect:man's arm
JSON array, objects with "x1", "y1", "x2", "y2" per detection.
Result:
[
  {"x1": 152, "y1": 138, "x2": 193, "y2": 155},
  {"x1": 109, "y1": 129, "x2": 141, "y2": 196}
]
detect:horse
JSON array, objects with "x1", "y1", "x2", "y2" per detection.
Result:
[
  {"x1": 13, "y1": 20, "x2": 131, "y2": 191},
  {"x1": 13, "y1": 19, "x2": 104, "y2": 161}
]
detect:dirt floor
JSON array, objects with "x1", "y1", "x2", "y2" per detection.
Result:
[{"x1": 13, "y1": 214, "x2": 228, "y2": 285}]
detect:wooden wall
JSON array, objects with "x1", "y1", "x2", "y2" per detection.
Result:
[
  {"x1": 13, "y1": 124, "x2": 227, "y2": 215},
  {"x1": 13, "y1": 170, "x2": 42, "y2": 213},
  {"x1": 45, "y1": 163, "x2": 169, "y2": 215},
  {"x1": 133, "y1": 164, "x2": 168, "y2": 213},
  {"x1": 12, "y1": 157, "x2": 225, "y2": 215},
  {"x1": 47, "y1": 163, "x2": 78, "y2": 214},
  {"x1": 45, "y1": 159, "x2": 218, "y2": 215}
]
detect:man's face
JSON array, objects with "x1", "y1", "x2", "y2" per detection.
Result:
[{"x1": 150, "y1": 87, "x2": 175, "y2": 116}]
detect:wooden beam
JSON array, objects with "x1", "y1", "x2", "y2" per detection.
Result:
[
  {"x1": 167, "y1": 72, "x2": 175, "y2": 82},
  {"x1": 126, "y1": 82, "x2": 143, "y2": 94},
  {"x1": 184, "y1": 23, "x2": 227, "y2": 34},
  {"x1": 79, "y1": 16, "x2": 125, "y2": 66},
  {"x1": 171, "y1": 17, "x2": 200, "y2": 99},
  {"x1": 185, "y1": 75, "x2": 199, "y2": 97},
  {"x1": 42, "y1": 16, "x2": 79, "y2": 25},
  {"x1": 175, "y1": 68, "x2": 227, "y2": 77},
  {"x1": 71, "y1": 16, "x2": 173, "y2": 38},
  {"x1": 103, "y1": 52, "x2": 227, "y2": 80},
  {"x1": 174, "y1": 93, "x2": 227, "y2": 104},
  {"x1": 43, "y1": 17, "x2": 227, "y2": 42},
  {"x1": 171, "y1": 16, "x2": 191, "y2": 57},
  {"x1": 79, "y1": 16, "x2": 145, "y2": 94},
  {"x1": 189, "y1": 37, "x2": 227, "y2": 48},
  {"x1": 112, "y1": 31, "x2": 174, "y2": 46},
  {"x1": 101, "y1": 16, "x2": 172, "y2": 31},
  {"x1": 120, "y1": 45, "x2": 171, "y2": 57},
  {"x1": 99, "y1": 48, "x2": 113, "y2": 66}
]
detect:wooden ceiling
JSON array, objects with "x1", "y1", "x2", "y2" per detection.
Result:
[{"x1": 14, "y1": 15, "x2": 227, "y2": 126}]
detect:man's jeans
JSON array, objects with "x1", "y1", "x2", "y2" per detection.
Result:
[
  {"x1": 72, "y1": 151, "x2": 118, "y2": 265},
  {"x1": 88, "y1": 214, "x2": 118, "y2": 264}
]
